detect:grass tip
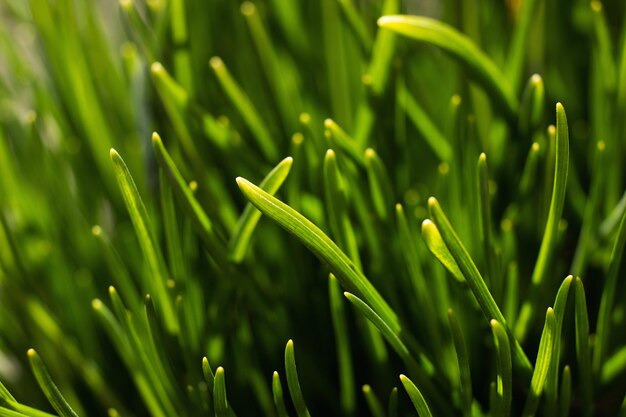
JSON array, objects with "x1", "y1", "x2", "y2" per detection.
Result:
[
  {"x1": 109, "y1": 148, "x2": 119, "y2": 159},
  {"x1": 364, "y1": 148, "x2": 376, "y2": 159},
  {"x1": 209, "y1": 56, "x2": 224, "y2": 69},
  {"x1": 150, "y1": 62, "x2": 164, "y2": 74},
  {"x1": 547, "y1": 124, "x2": 556, "y2": 135},
  {"x1": 591, "y1": 0, "x2": 602, "y2": 12},
  {"x1": 292, "y1": 133, "x2": 304, "y2": 145},
  {"x1": 92, "y1": 299, "x2": 103, "y2": 310},
  {"x1": 479, "y1": 152, "x2": 487, "y2": 162},
  {"x1": 556, "y1": 102, "x2": 564, "y2": 112},
  {"x1": 597, "y1": 140, "x2": 606, "y2": 151},
  {"x1": 377, "y1": 15, "x2": 397, "y2": 27},
  {"x1": 119, "y1": 0, "x2": 132, "y2": 10},
  {"x1": 240, "y1": 1, "x2": 255, "y2": 15},
  {"x1": 531, "y1": 142, "x2": 540, "y2": 152},
  {"x1": 151, "y1": 131, "x2": 162, "y2": 144},
  {"x1": 91, "y1": 225, "x2": 102, "y2": 236},
  {"x1": 299, "y1": 113, "x2": 311, "y2": 124},
  {"x1": 530, "y1": 73, "x2": 543, "y2": 84},
  {"x1": 216, "y1": 366, "x2": 225, "y2": 375},
  {"x1": 399, "y1": 374, "x2": 408, "y2": 382},
  {"x1": 27, "y1": 348, "x2": 36, "y2": 357},
  {"x1": 324, "y1": 118, "x2": 334, "y2": 129},
  {"x1": 451, "y1": 94, "x2": 462, "y2": 106},
  {"x1": 325, "y1": 149, "x2": 336, "y2": 159}
]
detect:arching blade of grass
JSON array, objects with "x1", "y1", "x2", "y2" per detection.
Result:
[
  {"x1": 27, "y1": 349, "x2": 79, "y2": 417},
  {"x1": 324, "y1": 119, "x2": 365, "y2": 167},
  {"x1": 151, "y1": 133, "x2": 228, "y2": 269},
  {"x1": 378, "y1": 15, "x2": 519, "y2": 120},
  {"x1": 491, "y1": 320, "x2": 512, "y2": 417},
  {"x1": 522, "y1": 308, "x2": 556, "y2": 417},
  {"x1": 209, "y1": 56, "x2": 278, "y2": 162},
  {"x1": 427, "y1": 197, "x2": 532, "y2": 374},
  {"x1": 236, "y1": 177, "x2": 399, "y2": 332},
  {"x1": 593, "y1": 199, "x2": 626, "y2": 373},
  {"x1": 228, "y1": 156, "x2": 293, "y2": 262},
  {"x1": 516, "y1": 103, "x2": 569, "y2": 342},
  {"x1": 110, "y1": 149, "x2": 178, "y2": 333},
  {"x1": 284, "y1": 340, "x2": 311, "y2": 417},
  {"x1": 272, "y1": 372, "x2": 289, "y2": 417},
  {"x1": 214, "y1": 367, "x2": 233, "y2": 417},
  {"x1": 574, "y1": 278, "x2": 592, "y2": 416},
  {"x1": 399, "y1": 375, "x2": 433, "y2": 417},
  {"x1": 421, "y1": 220, "x2": 464, "y2": 283},
  {"x1": 448, "y1": 309, "x2": 473, "y2": 415}
]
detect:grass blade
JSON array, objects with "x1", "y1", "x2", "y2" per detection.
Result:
[
  {"x1": 427, "y1": 197, "x2": 531, "y2": 373},
  {"x1": 421, "y1": 220, "x2": 464, "y2": 283},
  {"x1": 516, "y1": 103, "x2": 569, "y2": 342},
  {"x1": 228, "y1": 156, "x2": 293, "y2": 262},
  {"x1": 574, "y1": 278, "x2": 592, "y2": 416},
  {"x1": 27, "y1": 349, "x2": 79, "y2": 417},
  {"x1": 448, "y1": 309, "x2": 473, "y2": 414},
  {"x1": 272, "y1": 372, "x2": 289, "y2": 417},
  {"x1": 364, "y1": 148, "x2": 394, "y2": 220},
  {"x1": 214, "y1": 367, "x2": 230, "y2": 417},
  {"x1": 362, "y1": 385, "x2": 385, "y2": 417},
  {"x1": 522, "y1": 308, "x2": 556, "y2": 417},
  {"x1": 518, "y1": 74, "x2": 545, "y2": 137},
  {"x1": 110, "y1": 148, "x2": 178, "y2": 333},
  {"x1": 329, "y1": 275, "x2": 355, "y2": 414},
  {"x1": 559, "y1": 366, "x2": 572, "y2": 417},
  {"x1": 490, "y1": 320, "x2": 512, "y2": 417},
  {"x1": 378, "y1": 15, "x2": 519, "y2": 120},
  {"x1": 399, "y1": 375, "x2": 432, "y2": 417},
  {"x1": 151, "y1": 132, "x2": 228, "y2": 269},
  {"x1": 284, "y1": 340, "x2": 311, "y2": 417},
  {"x1": 236, "y1": 176, "x2": 399, "y2": 332}
]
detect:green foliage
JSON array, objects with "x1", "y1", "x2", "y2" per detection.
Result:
[{"x1": 0, "y1": 0, "x2": 626, "y2": 416}]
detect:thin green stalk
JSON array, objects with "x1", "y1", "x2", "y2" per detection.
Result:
[
  {"x1": 399, "y1": 375, "x2": 433, "y2": 417},
  {"x1": 362, "y1": 385, "x2": 385, "y2": 417},
  {"x1": 27, "y1": 349, "x2": 79, "y2": 417},
  {"x1": 448, "y1": 309, "x2": 472, "y2": 415},
  {"x1": 574, "y1": 278, "x2": 592, "y2": 416},
  {"x1": 272, "y1": 372, "x2": 289, "y2": 417},
  {"x1": 490, "y1": 320, "x2": 512, "y2": 417},
  {"x1": 284, "y1": 341, "x2": 311, "y2": 417}
]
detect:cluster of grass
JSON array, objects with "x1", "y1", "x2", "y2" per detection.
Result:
[{"x1": 0, "y1": 0, "x2": 626, "y2": 416}]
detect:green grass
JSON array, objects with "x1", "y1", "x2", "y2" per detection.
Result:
[{"x1": 0, "y1": 0, "x2": 626, "y2": 416}]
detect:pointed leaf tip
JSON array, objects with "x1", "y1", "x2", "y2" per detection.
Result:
[{"x1": 150, "y1": 62, "x2": 164, "y2": 74}]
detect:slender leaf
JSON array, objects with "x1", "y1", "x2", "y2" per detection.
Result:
[
  {"x1": 284, "y1": 340, "x2": 311, "y2": 417},
  {"x1": 27, "y1": 349, "x2": 79, "y2": 417},
  {"x1": 399, "y1": 375, "x2": 432, "y2": 417}
]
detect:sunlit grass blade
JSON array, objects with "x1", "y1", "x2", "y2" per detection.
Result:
[
  {"x1": 284, "y1": 340, "x2": 311, "y2": 417},
  {"x1": 337, "y1": 0, "x2": 372, "y2": 52},
  {"x1": 229, "y1": 156, "x2": 293, "y2": 262},
  {"x1": 151, "y1": 132, "x2": 228, "y2": 269},
  {"x1": 388, "y1": 387, "x2": 398, "y2": 417},
  {"x1": 209, "y1": 56, "x2": 278, "y2": 161},
  {"x1": 505, "y1": 0, "x2": 541, "y2": 91},
  {"x1": 477, "y1": 153, "x2": 498, "y2": 295},
  {"x1": 448, "y1": 309, "x2": 472, "y2": 414},
  {"x1": 110, "y1": 148, "x2": 178, "y2": 333},
  {"x1": 329, "y1": 275, "x2": 355, "y2": 414},
  {"x1": 27, "y1": 349, "x2": 79, "y2": 417},
  {"x1": 574, "y1": 278, "x2": 592, "y2": 416},
  {"x1": 516, "y1": 103, "x2": 569, "y2": 342},
  {"x1": 427, "y1": 197, "x2": 531, "y2": 373},
  {"x1": 378, "y1": 15, "x2": 519, "y2": 120},
  {"x1": 593, "y1": 197, "x2": 626, "y2": 373},
  {"x1": 272, "y1": 372, "x2": 289, "y2": 417},
  {"x1": 522, "y1": 308, "x2": 556, "y2": 417},
  {"x1": 399, "y1": 375, "x2": 432, "y2": 417},
  {"x1": 364, "y1": 0, "x2": 399, "y2": 97},
  {"x1": 362, "y1": 385, "x2": 385, "y2": 417},
  {"x1": 364, "y1": 148, "x2": 393, "y2": 220},
  {"x1": 490, "y1": 320, "x2": 512, "y2": 417},
  {"x1": 236, "y1": 177, "x2": 399, "y2": 331},
  {"x1": 421, "y1": 220, "x2": 464, "y2": 283}
]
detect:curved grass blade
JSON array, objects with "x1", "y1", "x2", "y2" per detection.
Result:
[
  {"x1": 228, "y1": 157, "x2": 293, "y2": 262},
  {"x1": 364, "y1": 148, "x2": 394, "y2": 220},
  {"x1": 399, "y1": 375, "x2": 432, "y2": 417},
  {"x1": 427, "y1": 197, "x2": 531, "y2": 373},
  {"x1": 209, "y1": 56, "x2": 278, "y2": 161},
  {"x1": 421, "y1": 220, "x2": 463, "y2": 283},
  {"x1": 236, "y1": 177, "x2": 399, "y2": 332},
  {"x1": 27, "y1": 349, "x2": 79, "y2": 417},
  {"x1": 448, "y1": 309, "x2": 473, "y2": 414},
  {"x1": 574, "y1": 278, "x2": 592, "y2": 416},
  {"x1": 378, "y1": 15, "x2": 519, "y2": 120},
  {"x1": 151, "y1": 133, "x2": 228, "y2": 269},
  {"x1": 272, "y1": 372, "x2": 289, "y2": 417},
  {"x1": 365, "y1": 0, "x2": 399, "y2": 97},
  {"x1": 522, "y1": 308, "x2": 556, "y2": 417},
  {"x1": 329, "y1": 275, "x2": 355, "y2": 414},
  {"x1": 362, "y1": 385, "x2": 385, "y2": 417},
  {"x1": 516, "y1": 103, "x2": 569, "y2": 342},
  {"x1": 490, "y1": 320, "x2": 512, "y2": 417},
  {"x1": 110, "y1": 148, "x2": 178, "y2": 333},
  {"x1": 593, "y1": 198, "x2": 626, "y2": 373},
  {"x1": 284, "y1": 340, "x2": 311, "y2": 417}
]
